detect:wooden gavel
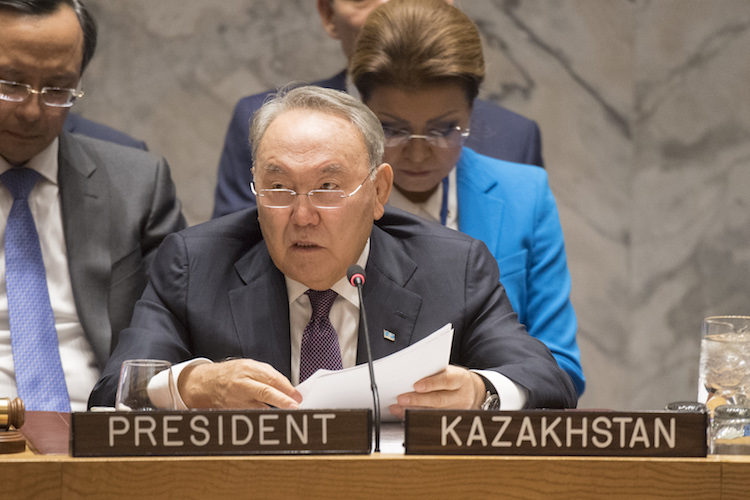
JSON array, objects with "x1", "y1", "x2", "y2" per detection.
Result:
[{"x1": 0, "y1": 397, "x2": 24, "y2": 431}]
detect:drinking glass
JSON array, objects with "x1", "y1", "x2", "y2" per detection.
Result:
[
  {"x1": 698, "y1": 316, "x2": 750, "y2": 409},
  {"x1": 710, "y1": 404, "x2": 750, "y2": 454},
  {"x1": 115, "y1": 359, "x2": 174, "y2": 411}
]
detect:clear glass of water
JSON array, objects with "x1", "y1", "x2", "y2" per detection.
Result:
[
  {"x1": 115, "y1": 359, "x2": 175, "y2": 411},
  {"x1": 699, "y1": 316, "x2": 750, "y2": 409}
]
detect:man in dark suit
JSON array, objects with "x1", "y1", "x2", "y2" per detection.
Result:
[
  {"x1": 89, "y1": 86, "x2": 575, "y2": 415},
  {"x1": 212, "y1": 0, "x2": 544, "y2": 219},
  {"x1": 0, "y1": 0, "x2": 185, "y2": 411}
]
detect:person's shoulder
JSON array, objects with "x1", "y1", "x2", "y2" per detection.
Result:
[
  {"x1": 472, "y1": 98, "x2": 539, "y2": 130},
  {"x1": 458, "y1": 149, "x2": 554, "y2": 218},
  {"x1": 460, "y1": 147, "x2": 548, "y2": 185},
  {"x1": 182, "y1": 208, "x2": 262, "y2": 241},
  {"x1": 231, "y1": 70, "x2": 349, "y2": 117},
  {"x1": 464, "y1": 147, "x2": 549, "y2": 192},
  {"x1": 166, "y1": 208, "x2": 264, "y2": 262},
  {"x1": 59, "y1": 132, "x2": 173, "y2": 192},
  {"x1": 64, "y1": 113, "x2": 148, "y2": 150},
  {"x1": 466, "y1": 99, "x2": 543, "y2": 166},
  {"x1": 60, "y1": 131, "x2": 158, "y2": 166},
  {"x1": 373, "y1": 207, "x2": 494, "y2": 278},
  {"x1": 233, "y1": 89, "x2": 276, "y2": 117},
  {"x1": 376, "y1": 206, "x2": 474, "y2": 244},
  {"x1": 311, "y1": 70, "x2": 347, "y2": 90}
]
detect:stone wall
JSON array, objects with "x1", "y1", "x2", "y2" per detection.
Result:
[{"x1": 75, "y1": 0, "x2": 750, "y2": 410}]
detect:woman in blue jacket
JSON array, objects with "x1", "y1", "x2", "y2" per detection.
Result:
[{"x1": 350, "y1": 0, "x2": 584, "y2": 395}]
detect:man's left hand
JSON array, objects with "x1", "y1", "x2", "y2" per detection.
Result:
[{"x1": 389, "y1": 365, "x2": 486, "y2": 420}]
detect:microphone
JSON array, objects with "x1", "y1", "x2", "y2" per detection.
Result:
[
  {"x1": 347, "y1": 266, "x2": 365, "y2": 288},
  {"x1": 347, "y1": 264, "x2": 381, "y2": 452}
]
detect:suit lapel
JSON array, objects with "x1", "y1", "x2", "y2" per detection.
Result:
[
  {"x1": 57, "y1": 133, "x2": 112, "y2": 367},
  {"x1": 229, "y1": 241, "x2": 293, "y2": 379},
  {"x1": 357, "y1": 225, "x2": 423, "y2": 364},
  {"x1": 456, "y1": 148, "x2": 505, "y2": 258}
]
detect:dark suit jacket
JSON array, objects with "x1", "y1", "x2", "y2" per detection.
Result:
[
  {"x1": 211, "y1": 71, "x2": 544, "y2": 218},
  {"x1": 57, "y1": 132, "x2": 185, "y2": 369},
  {"x1": 64, "y1": 113, "x2": 148, "y2": 151},
  {"x1": 88, "y1": 207, "x2": 577, "y2": 409}
]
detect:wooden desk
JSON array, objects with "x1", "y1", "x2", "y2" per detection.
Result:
[{"x1": 3, "y1": 450, "x2": 748, "y2": 499}]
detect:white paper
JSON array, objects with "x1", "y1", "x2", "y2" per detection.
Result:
[{"x1": 296, "y1": 323, "x2": 454, "y2": 422}]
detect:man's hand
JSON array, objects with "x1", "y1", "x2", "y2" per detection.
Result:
[
  {"x1": 178, "y1": 359, "x2": 303, "y2": 409},
  {"x1": 389, "y1": 365, "x2": 486, "y2": 420}
]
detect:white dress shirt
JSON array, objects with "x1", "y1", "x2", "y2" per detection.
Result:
[{"x1": 0, "y1": 139, "x2": 100, "y2": 411}]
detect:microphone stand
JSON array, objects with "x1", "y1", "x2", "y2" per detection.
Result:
[
  {"x1": 349, "y1": 266, "x2": 381, "y2": 452},
  {"x1": 357, "y1": 284, "x2": 380, "y2": 452}
]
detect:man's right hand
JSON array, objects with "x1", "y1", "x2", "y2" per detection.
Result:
[{"x1": 178, "y1": 359, "x2": 303, "y2": 409}]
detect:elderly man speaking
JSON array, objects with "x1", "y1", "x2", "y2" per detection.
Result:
[{"x1": 89, "y1": 86, "x2": 576, "y2": 416}]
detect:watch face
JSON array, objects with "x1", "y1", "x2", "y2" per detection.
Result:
[{"x1": 481, "y1": 393, "x2": 500, "y2": 411}]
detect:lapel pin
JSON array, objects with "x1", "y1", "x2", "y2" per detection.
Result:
[{"x1": 383, "y1": 330, "x2": 396, "y2": 342}]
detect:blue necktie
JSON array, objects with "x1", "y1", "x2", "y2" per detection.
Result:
[
  {"x1": 300, "y1": 289, "x2": 343, "y2": 382},
  {"x1": 2, "y1": 168, "x2": 70, "y2": 412}
]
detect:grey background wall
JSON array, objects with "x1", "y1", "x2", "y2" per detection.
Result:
[{"x1": 74, "y1": 0, "x2": 750, "y2": 410}]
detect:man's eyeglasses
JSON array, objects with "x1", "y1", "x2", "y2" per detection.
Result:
[
  {"x1": 383, "y1": 125, "x2": 470, "y2": 149},
  {"x1": 0, "y1": 79, "x2": 84, "y2": 108},
  {"x1": 251, "y1": 172, "x2": 373, "y2": 209}
]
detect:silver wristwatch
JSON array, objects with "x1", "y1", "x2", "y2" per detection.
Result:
[
  {"x1": 481, "y1": 390, "x2": 500, "y2": 411},
  {"x1": 479, "y1": 375, "x2": 500, "y2": 410}
]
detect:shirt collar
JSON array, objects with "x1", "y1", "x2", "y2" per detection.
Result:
[
  {"x1": 286, "y1": 238, "x2": 370, "y2": 308},
  {"x1": 0, "y1": 137, "x2": 59, "y2": 185}
]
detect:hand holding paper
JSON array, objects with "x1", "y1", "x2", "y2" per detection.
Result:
[
  {"x1": 296, "y1": 323, "x2": 454, "y2": 421},
  {"x1": 388, "y1": 364, "x2": 485, "y2": 420}
]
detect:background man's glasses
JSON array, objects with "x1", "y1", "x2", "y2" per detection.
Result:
[
  {"x1": 383, "y1": 125, "x2": 470, "y2": 149},
  {"x1": 251, "y1": 172, "x2": 373, "y2": 209},
  {"x1": 0, "y1": 79, "x2": 84, "y2": 108}
]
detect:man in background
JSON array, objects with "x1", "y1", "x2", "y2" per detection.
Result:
[
  {"x1": 212, "y1": 0, "x2": 544, "y2": 219},
  {"x1": 0, "y1": 0, "x2": 185, "y2": 411}
]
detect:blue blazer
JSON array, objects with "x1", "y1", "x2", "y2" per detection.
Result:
[
  {"x1": 456, "y1": 148, "x2": 584, "y2": 395},
  {"x1": 211, "y1": 70, "x2": 544, "y2": 219}
]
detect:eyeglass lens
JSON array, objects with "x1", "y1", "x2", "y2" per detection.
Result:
[
  {"x1": 259, "y1": 190, "x2": 346, "y2": 208},
  {"x1": 384, "y1": 126, "x2": 468, "y2": 149},
  {"x1": 0, "y1": 81, "x2": 80, "y2": 107}
]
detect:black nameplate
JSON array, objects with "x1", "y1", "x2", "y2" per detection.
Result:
[
  {"x1": 405, "y1": 410, "x2": 707, "y2": 457},
  {"x1": 71, "y1": 409, "x2": 371, "y2": 457}
]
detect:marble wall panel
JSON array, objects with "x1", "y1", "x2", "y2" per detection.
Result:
[
  {"x1": 73, "y1": 0, "x2": 750, "y2": 411},
  {"x1": 631, "y1": 0, "x2": 750, "y2": 409}
]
